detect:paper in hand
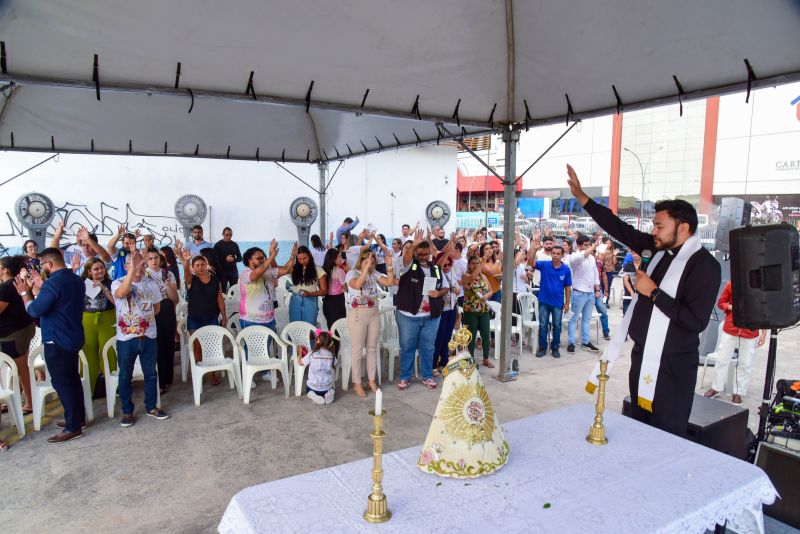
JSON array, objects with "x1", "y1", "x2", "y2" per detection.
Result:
[
  {"x1": 422, "y1": 276, "x2": 438, "y2": 294},
  {"x1": 84, "y1": 279, "x2": 102, "y2": 299}
]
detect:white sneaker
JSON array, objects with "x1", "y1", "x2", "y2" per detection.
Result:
[
  {"x1": 262, "y1": 371, "x2": 272, "y2": 382},
  {"x1": 324, "y1": 390, "x2": 335, "y2": 405},
  {"x1": 307, "y1": 391, "x2": 325, "y2": 405}
]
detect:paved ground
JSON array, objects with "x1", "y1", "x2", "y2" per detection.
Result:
[{"x1": 2, "y1": 294, "x2": 798, "y2": 533}]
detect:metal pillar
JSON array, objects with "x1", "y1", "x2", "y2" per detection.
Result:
[
  {"x1": 496, "y1": 128, "x2": 520, "y2": 381},
  {"x1": 318, "y1": 162, "x2": 328, "y2": 240}
]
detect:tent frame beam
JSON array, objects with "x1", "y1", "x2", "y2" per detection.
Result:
[{"x1": 0, "y1": 73, "x2": 493, "y2": 129}]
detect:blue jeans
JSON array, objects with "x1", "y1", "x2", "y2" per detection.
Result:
[
  {"x1": 116, "y1": 336, "x2": 158, "y2": 414},
  {"x1": 289, "y1": 294, "x2": 319, "y2": 324},
  {"x1": 594, "y1": 296, "x2": 609, "y2": 336},
  {"x1": 238, "y1": 319, "x2": 276, "y2": 360},
  {"x1": 537, "y1": 302, "x2": 563, "y2": 350},
  {"x1": 433, "y1": 309, "x2": 457, "y2": 369},
  {"x1": 568, "y1": 290, "x2": 595, "y2": 345},
  {"x1": 395, "y1": 312, "x2": 440, "y2": 381}
]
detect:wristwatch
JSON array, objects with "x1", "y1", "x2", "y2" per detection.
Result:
[
  {"x1": 650, "y1": 288, "x2": 661, "y2": 303},
  {"x1": 19, "y1": 291, "x2": 28, "y2": 297}
]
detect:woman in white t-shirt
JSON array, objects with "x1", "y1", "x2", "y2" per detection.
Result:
[
  {"x1": 345, "y1": 250, "x2": 394, "y2": 397},
  {"x1": 289, "y1": 245, "x2": 327, "y2": 325}
]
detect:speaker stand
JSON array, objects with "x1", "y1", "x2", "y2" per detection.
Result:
[{"x1": 750, "y1": 328, "x2": 779, "y2": 462}]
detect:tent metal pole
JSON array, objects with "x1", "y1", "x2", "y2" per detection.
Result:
[
  {"x1": 495, "y1": 128, "x2": 520, "y2": 382},
  {"x1": 318, "y1": 162, "x2": 328, "y2": 240}
]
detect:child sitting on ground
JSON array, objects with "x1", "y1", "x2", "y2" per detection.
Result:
[{"x1": 299, "y1": 330, "x2": 337, "y2": 405}]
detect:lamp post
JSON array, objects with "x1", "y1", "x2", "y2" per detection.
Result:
[{"x1": 623, "y1": 146, "x2": 664, "y2": 230}]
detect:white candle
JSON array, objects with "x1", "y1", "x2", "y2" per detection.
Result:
[{"x1": 375, "y1": 388, "x2": 382, "y2": 416}]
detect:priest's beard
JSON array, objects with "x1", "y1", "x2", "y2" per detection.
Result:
[{"x1": 655, "y1": 227, "x2": 680, "y2": 250}]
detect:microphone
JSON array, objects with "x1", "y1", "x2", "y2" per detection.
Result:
[{"x1": 640, "y1": 249, "x2": 652, "y2": 272}]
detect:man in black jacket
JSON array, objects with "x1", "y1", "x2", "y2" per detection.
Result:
[
  {"x1": 395, "y1": 230, "x2": 450, "y2": 391},
  {"x1": 567, "y1": 164, "x2": 720, "y2": 437}
]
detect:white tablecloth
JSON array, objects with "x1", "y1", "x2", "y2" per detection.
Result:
[{"x1": 219, "y1": 404, "x2": 777, "y2": 534}]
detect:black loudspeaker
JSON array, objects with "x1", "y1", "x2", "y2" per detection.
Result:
[
  {"x1": 715, "y1": 197, "x2": 751, "y2": 252},
  {"x1": 622, "y1": 394, "x2": 749, "y2": 459},
  {"x1": 755, "y1": 442, "x2": 800, "y2": 528},
  {"x1": 729, "y1": 224, "x2": 800, "y2": 329}
]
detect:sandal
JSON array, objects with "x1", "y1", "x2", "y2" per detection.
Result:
[
  {"x1": 353, "y1": 385, "x2": 367, "y2": 398},
  {"x1": 22, "y1": 408, "x2": 32, "y2": 415},
  {"x1": 209, "y1": 374, "x2": 221, "y2": 386},
  {"x1": 0, "y1": 440, "x2": 8, "y2": 452},
  {"x1": 397, "y1": 379, "x2": 410, "y2": 391},
  {"x1": 368, "y1": 381, "x2": 378, "y2": 393},
  {"x1": 482, "y1": 359, "x2": 495, "y2": 368}
]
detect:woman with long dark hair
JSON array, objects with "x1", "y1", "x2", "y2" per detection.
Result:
[
  {"x1": 461, "y1": 254, "x2": 495, "y2": 368},
  {"x1": 0, "y1": 255, "x2": 36, "y2": 415},
  {"x1": 321, "y1": 248, "x2": 346, "y2": 329},
  {"x1": 160, "y1": 245, "x2": 181, "y2": 286},
  {"x1": 80, "y1": 257, "x2": 116, "y2": 396},
  {"x1": 310, "y1": 234, "x2": 329, "y2": 267},
  {"x1": 200, "y1": 248, "x2": 225, "y2": 292},
  {"x1": 289, "y1": 245, "x2": 327, "y2": 324}
]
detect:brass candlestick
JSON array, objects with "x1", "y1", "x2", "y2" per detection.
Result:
[
  {"x1": 586, "y1": 360, "x2": 609, "y2": 445},
  {"x1": 364, "y1": 410, "x2": 391, "y2": 523}
]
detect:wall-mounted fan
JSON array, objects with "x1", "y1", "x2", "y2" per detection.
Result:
[
  {"x1": 15, "y1": 192, "x2": 56, "y2": 250},
  {"x1": 425, "y1": 200, "x2": 451, "y2": 228},
  {"x1": 289, "y1": 197, "x2": 318, "y2": 247},
  {"x1": 174, "y1": 194, "x2": 208, "y2": 242}
]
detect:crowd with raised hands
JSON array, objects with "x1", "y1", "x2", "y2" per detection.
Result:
[{"x1": 0, "y1": 207, "x2": 630, "y2": 452}]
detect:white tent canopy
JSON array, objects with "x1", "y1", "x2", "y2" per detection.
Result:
[
  {"x1": 1, "y1": 0, "x2": 799, "y2": 162},
  {"x1": 2, "y1": 0, "x2": 799, "y2": 378}
]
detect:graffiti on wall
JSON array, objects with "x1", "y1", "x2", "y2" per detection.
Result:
[{"x1": 0, "y1": 200, "x2": 183, "y2": 255}]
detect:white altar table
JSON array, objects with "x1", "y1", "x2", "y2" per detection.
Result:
[{"x1": 219, "y1": 404, "x2": 777, "y2": 534}]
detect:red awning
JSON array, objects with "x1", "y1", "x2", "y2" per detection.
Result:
[{"x1": 457, "y1": 169, "x2": 523, "y2": 193}]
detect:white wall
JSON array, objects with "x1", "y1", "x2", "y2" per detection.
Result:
[{"x1": 0, "y1": 145, "x2": 457, "y2": 249}]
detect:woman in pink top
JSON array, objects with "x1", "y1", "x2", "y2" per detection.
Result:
[{"x1": 321, "y1": 248, "x2": 347, "y2": 330}]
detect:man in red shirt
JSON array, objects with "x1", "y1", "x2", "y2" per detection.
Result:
[{"x1": 704, "y1": 281, "x2": 766, "y2": 405}]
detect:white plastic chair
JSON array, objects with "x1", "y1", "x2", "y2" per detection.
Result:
[
  {"x1": 516, "y1": 292, "x2": 540, "y2": 348},
  {"x1": 77, "y1": 350, "x2": 95, "y2": 423},
  {"x1": 330, "y1": 318, "x2": 352, "y2": 391},
  {"x1": 175, "y1": 299, "x2": 188, "y2": 321},
  {"x1": 224, "y1": 296, "x2": 239, "y2": 321},
  {"x1": 28, "y1": 346, "x2": 93, "y2": 430},
  {"x1": 188, "y1": 326, "x2": 243, "y2": 405},
  {"x1": 177, "y1": 318, "x2": 190, "y2": 382},
  {"x1": 274, "y1": 307, "x2": 290, "y2": 334},
  {"x1": 280, "y1": 321, "x2": 317, "y2": 397},
  {"x1": 28, "y1": 326, "x2": 42, "y2": 354},
  {"x1": 236, "y1": 326, "x2": 290, "y2": 403},
  {"x1": 698, "y1": 321, "x2": 737, "y2": 389},
  {"x1": 380, "y1": 308, "x2": 405, "y2": 382},
  {"x1": 227, "y1": 312, "x2": 241, "y2": 337},
  {"x1": 226, "y1": 286, "x2": 238, "y2": 298},
  {"x1": 0, "y1": 352, "x2": 25, "y2": 437},
  {"x1": 487, "y1": 301, "x2": 521, "y2": 360},
  {"x1": 102, "y1": 336, "x2": 161, "y2": 418}
]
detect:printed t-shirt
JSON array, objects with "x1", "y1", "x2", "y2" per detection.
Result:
[
  {"x1": 463, "y1": 274, "x2": 490, "y2": 314},
  {"x1": 83, "y1": 279, "x2": 115, "y2": 313},
  {"x1": 239, "y1": 266, "x2": 278, "y2": 324},
  {"x1": 535, "y1": 261, "x2": 572, "y2": 308},
  {"x1": 146, "y1": 268, "x2": 176, "y2": 301},
  {"x1": 345, "y1": 269, "x2": 381, "y2": 308},
  {"x1": 111, "y1": 277, "x2": 160, "y2": 340},
  {"x1": 327, "y1": 267, "x2": 346, "y2": 296},
  {"x1": 301, "y1": 348, "x2": 337, "y2": 391}
]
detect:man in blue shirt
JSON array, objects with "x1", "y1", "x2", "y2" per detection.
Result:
[
  {"x1": 335, "y1": 216, "x2": 360, "y2": 247},
  {"x1": 16, "y1": 247, "x2": 86, "y2": 443},
  {"x1": 528, "y1": 242, "x2": 572, "y2": 358},
  {"x1": 185, "y1": 224, "x2": 213, "y2": 256}
]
